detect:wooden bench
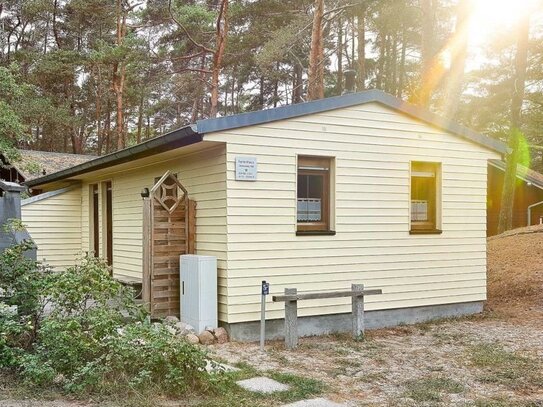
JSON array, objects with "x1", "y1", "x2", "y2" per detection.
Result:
[{"x1": 272, "y1": 284, "x2": 382, "y2": 349}]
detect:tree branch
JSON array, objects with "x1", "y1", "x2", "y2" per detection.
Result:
[{"x1": 168, "y1": 0, "x2": 215, "y2": 54}]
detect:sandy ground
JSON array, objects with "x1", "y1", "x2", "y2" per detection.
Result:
[
  {"x1": 206, "y1": 228, "x2": 543, "y2": 406},
  {"x1": 210, "y1": 315, "x2": 543, "y2": 406}
]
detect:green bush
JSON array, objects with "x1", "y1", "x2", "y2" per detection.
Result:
[
  {"x1": 0, "y1": 238, "x2": 51, "y2": 365},
  {"x1": 0, "y1": 243, "x2": 218, "y2": 398}
]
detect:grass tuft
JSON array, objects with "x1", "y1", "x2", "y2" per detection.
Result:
[
  {"x1": 469, "y1": 343, "x2": 543, "y2": 390},
  {"x1": 403, "y1": 375, "x2": 464, "y2": 403}
]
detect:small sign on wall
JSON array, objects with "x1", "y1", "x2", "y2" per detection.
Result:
[{"x1": 235, "y1": 156, "x2": 257, "y2": 181}]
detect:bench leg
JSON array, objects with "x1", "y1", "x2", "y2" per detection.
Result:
[
  {"x1": 352, "y1": 283, "x2": 365, "y2": 339},
  {"x1": 285, "y1": 288, "x2": 298, "y2": 349}
]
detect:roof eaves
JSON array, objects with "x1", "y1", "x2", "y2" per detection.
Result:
[
  {"x1": 489, "y1": 159, "x2": 543, "y2": 190},
  {"x1": 196, "y1": 89, "x2": 507, "y2": 155},
  {"x1": 21, "y1": 184, "x2": 80, "y2": 206},
  {"x1": 25, "y1": 126, "x2": 202, "y2": 188}
]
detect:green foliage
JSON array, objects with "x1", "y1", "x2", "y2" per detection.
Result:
[
  {"x1": 0, "y1": 243, "x2": 218, "y2": 399},
  {"x1": 21, "y1": 161, "x2": 41, "y2": 175},
  {"x1": 0, "y1": 238, "x2": 48, "y2": 366}
]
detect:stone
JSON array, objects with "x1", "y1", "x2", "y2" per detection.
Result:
[
  {"x1": 164, "y1": 324, "x2": 177, "y2": 336},
  {"x1": 213, "y1": 327, "x2": 229, "y2": 344},
  {"x1": 185, "y1": 333, "x2": 200, "y2": 344},
  {"x1": 164, "y1": 315, "x2": 179, "y2": 325},
  {"x1": 236, "y1": 377, "x2": 290, "y2": 393},
  {"x1": 281, "y1": 398, "x2": 348, "y2": 407},
  {"x1": 53, "y1": 374, "x2": 65, "y2": 385},
  {"x1": 205, "y1": 360, "x2": 240, "y2": 373},
  {"x1": 174, "y1": 321, "x2": 195, "y2": 336},
  {"x1": 198, "y1": 330, "x2": 215, "y2": 345}
]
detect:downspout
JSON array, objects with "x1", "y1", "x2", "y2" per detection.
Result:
[{"x1": 527, "y1": 200, "x2": 543, "y2": 226}]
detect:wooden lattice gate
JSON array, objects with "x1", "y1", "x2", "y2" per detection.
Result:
[{"x1": 142, "y1": 171, "x2": 196, "y2": 318}]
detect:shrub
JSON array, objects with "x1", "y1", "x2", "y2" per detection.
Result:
[
  {"x1": 0, "y1": 237, "x2": 52, "y2": 365},
  {"x1": 0, "y1": 243, "x2": 218, "y2": 398}
]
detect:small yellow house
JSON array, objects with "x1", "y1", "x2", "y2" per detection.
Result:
[{"x1": 21, "y1": 90, "x2": 506, "y2": 340}]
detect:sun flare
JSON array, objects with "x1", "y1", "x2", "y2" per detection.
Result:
[{"x1": 469, "y1": 0, "x2": 540, "y2": 45}]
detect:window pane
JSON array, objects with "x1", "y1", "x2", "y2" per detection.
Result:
[
  {"x1": 297, "y1": 174, "x2": 323, "y2": 222},
  {"x1": 411, "y1": 176, "x2": 435, "y2": 222},
  {"x1": 410, "y1": 162, "x2": 439, "y2": 230}
]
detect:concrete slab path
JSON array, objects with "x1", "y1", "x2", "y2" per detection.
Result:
[
  {"x1": 236, "y1": 377, "x2": 290, "y2": 393},
  {"x1": 281, "y1": 398, "x2": 348, "y2": 407}
]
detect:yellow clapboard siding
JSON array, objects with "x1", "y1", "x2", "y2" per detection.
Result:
[
  {"x1": 76, "y1": 145, "x2": 229, "y2": 320},
  {"x1": 204, "y1": 101, "x2": 500, "y2": 323},
  {"x1": 22, "y1": 188, "x2": 82, "y2": 270}
]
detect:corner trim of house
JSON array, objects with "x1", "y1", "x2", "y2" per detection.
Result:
[
  {"x1": 221, "y1": 301, "x2": 484, "y2": 342},
  {"x1": 21, "y1": 185, "x2": 80, "y2": 206}
]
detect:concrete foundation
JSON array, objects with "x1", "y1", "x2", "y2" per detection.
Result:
[{"x1": 222, "y1": 301, "x2": 484, "y2": 342}]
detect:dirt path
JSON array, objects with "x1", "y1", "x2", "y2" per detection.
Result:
[{"x1": 210, "y1": 315, "x2": 543, "y2": 406}]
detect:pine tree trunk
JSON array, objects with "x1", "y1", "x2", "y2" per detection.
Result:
[
  {"x1": 356, "y1": 5, "x2": 366, "y2": 90},
  {"x1": 337, "y1": 17, "x2": 343, "y2": 95},
  {"x1": 444, "y1": 0, "x2": 470, "y2": 118},
  {"x1": 293, "y1": 62, "x2": 303, "y2": 104},
  {"x1": 137, "y1": 94, "x2": 144, "y2": 144},
  {"x1": 419, "y1": 0, "x2": 436, "y2": 106},
  {"x1": 95, "y1": 66, "x2": 103, "y2": 155},
  {"x1": 376, "y1": 33, "x2": 385, "y2": 89},
  {"x1": 113, "y1": 0, "x2": 126, "y2": 150},
  {"x1": 497, "y1": 14, "x2": 530, "y2": 234},
  {"x1": 210, "y1": 0, "x2": 229, "y2": 118},
  {"x1": 307, "y1": 0, "x2": 325, "y2": 101},
  {"x1": 398, "y1": 24, "x2": 407, "y2": 98}
]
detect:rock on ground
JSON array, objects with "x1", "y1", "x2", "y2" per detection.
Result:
[
  {"x1": 198, "y1": 330, "x2": 215, "y2": 345},
  {"x1": 185, "y1": 333, "x2": 200, "y2": 344},
  {"x1": 174, "y1": 321, "x2": 195, "y2": 336},
  {"x1": 205, "y1": 360, "x2": 240, "y2": 373},
  {"x1": 163, "y1": 315, "x2": 179, "y2": 325},
  {"x1": 213, "y1": 327, "x2": 229, "y2": 344}
]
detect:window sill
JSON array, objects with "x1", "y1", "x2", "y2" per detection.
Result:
[
  {"x1": 409, "y1": 229, "x2": 442, "y2": 235},
  {"x1": 296, "y1": 230, "x2": 336, "y2": 236}
]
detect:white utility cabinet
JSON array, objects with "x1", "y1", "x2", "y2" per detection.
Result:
[{"x1": 180, "y1": 254, "x2": 217, "y2": 333}]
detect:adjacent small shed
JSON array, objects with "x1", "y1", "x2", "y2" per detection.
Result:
[
  {"x1": 0, "y1": 180, "x2": 36, "y2": 260},
  {"x1": 0, "y1": 150, "x2": 96, "y2": 194},
  {"x1": 487, "y1": 160, "x2": 543, "y2": 236}
]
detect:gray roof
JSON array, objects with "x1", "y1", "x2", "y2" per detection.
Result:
[
  {"x1": 197, "y1": 89, "x2": 507, "y2": 154},
  {"x1": 26, "y1": 90, "x2": 506, "y2": 188},
  {"x1": 17, "y1": 150, "x2": 97, "y2": 180},
  {"x1": 25, "y1": 126, "x2": 201, "y2": 188}
]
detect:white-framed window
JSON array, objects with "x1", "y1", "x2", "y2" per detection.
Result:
[{"x1": 410, "y1": 161, "x2": 441, "y2": 233}]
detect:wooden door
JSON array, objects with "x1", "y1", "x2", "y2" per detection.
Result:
[{"x1": 142, "y1": 171, "x2": 196, "y2": 318}]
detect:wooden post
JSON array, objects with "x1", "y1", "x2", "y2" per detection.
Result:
[
  {"x1": 352, "y1": 283, "x2": 364, "y2": 339},
  {"x1": 284, "y1": 288, "x2": 298, "y2": 350},
  {"x1": 187, "y1": 199, "x2": 196, "y2": 254},
  {"x1": 142, "y1": 197, "x2": 152, "y2": 311}
]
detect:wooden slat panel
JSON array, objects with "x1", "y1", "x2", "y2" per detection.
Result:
[{"x1": 142, "y1": 173, "x2": 198, "y2": 318}]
